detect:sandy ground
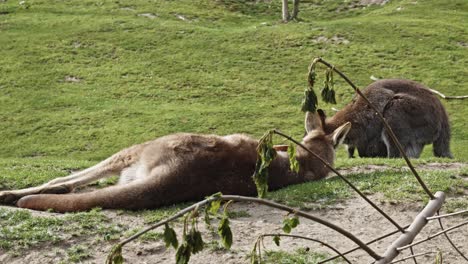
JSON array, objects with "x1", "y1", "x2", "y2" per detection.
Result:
[{"x1": 1, "y1": 163, "x2": 467, "y2": 264}]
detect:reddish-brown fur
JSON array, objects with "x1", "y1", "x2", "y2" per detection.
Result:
[
  {"x1": 0, "y1": 112, "x2": 350, "y2": 212},
  {"x1": 321, "y1": 79, "x2": 452, "y2": 158}
]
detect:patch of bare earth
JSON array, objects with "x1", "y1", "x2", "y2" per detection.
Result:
[
  {"x1": 336, "y1": 0, "x2": 389, "y2": 12},
  {"x1": 338, "y1": 162, "x2": 467, "y2": 176},
  {"x1": 312, "y1": 35, "x2": 350, "y2": 45},
  {"x1": 1, "y1": 163, "x2": 467, "y2": 263}
]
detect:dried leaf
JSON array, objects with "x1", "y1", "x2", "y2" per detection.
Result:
[
  {"x1": 187, "y1": 228, "x2": 204, "y2": 254},
  {"x1": 301, "y1": 88, "x2": 318, "y2": 113},
  {"x1": 163, "y1": 223, "x2": 179, "y2": 249},
  {"x1": 175, "y1": 243, "x2": 191, "y2": 264}
]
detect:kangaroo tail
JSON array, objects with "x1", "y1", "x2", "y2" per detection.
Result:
[
  {"x1": 17, "y1": 181, "x2": 162, "y2": 212},
  {"x1": 433, "y1": 109, "x2": 453, "y2": 158}
]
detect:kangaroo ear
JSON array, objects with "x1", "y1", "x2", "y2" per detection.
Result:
[
  {"x1": 331, "y1": 122, "x2": 351, "y2": 148},
  {"x1": 305, "y1": 111, "x2": 323, "y2": 133},
  {"x1": 317, "y1": 109, "x2": 327, "y2": 128}
]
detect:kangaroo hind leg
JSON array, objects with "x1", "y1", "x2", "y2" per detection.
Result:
[
  {"x1": 17, "y1": 166, "x2": 171, "y2": 213},
  {"x1": 0, "y1": 144, "x2": 144, "y2": 205}
]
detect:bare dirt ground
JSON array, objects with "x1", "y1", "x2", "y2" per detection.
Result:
[{"x1": 1, "y1": 163, "x2": 467, "y2": 264}]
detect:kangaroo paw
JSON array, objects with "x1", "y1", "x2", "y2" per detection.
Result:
[
  {"x1": 40, "y1": 185, "x2": 71, "y2": 194},
  {"x1": 0, "y1": 191, "x2": 19, "y2": 205}
]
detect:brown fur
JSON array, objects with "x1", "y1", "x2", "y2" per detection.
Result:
[
  {"x1": 0, "y1": 113, "x2": 350, "y2": 212},
  {"x1": 321, "y1": 79, "x2": 452, "y2": 158}
]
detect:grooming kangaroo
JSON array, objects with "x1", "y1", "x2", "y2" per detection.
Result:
[
  {"x1": 320, "y1": 79, "x2": 452, "y2": 158},
  {"x1": 0, "y1": 112, "x2": 351, "y2": 212}
]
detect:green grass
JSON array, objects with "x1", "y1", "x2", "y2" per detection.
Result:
[
  {"x1": 0, "y1": 0, "x2": 466, "y2": 261},
  {"x1": 263, "y1": 248, "x2": 336, "y2": 264},
  {"x1": 0, "y1": 0, "x2": 467, "y2": 160},
  {"x1": 0, "y1": 208, "x2": 123, "y2": 253},
  {"x1": 269, "y1": 168, "x2": 468, "y2": 210}
]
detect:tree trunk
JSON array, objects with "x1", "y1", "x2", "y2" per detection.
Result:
[
  {"x1": 291, "y1": 0, "x2": 300, "y2": 20},
  {"x1": 282, "y1": 0, "x2": 290, "y2": 22}
]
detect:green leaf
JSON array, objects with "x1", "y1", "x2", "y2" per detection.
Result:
[
  {"x1": 252, "y1": 130, "x2": 277, "y2": 198},
  {"x1": 282, "y1": 222, "x2": 292, "y2": 234},
  {"x1": 163, "y1": 223, "x2": 179, "y2": 249},
  {"x1": 282, "y1": 216, "x2": 300, "y2": 234},
  {"x1": 175, "y1": 243, "x2": 191, "y2": 264},
  {"x1": 218, "y1": 216, "x2": 233, "y2": 249},
  {"x1": 290, "y1": 216, "x2": 300, "y2": 228},
  {"x1": 208, "y1": 200, "x2": 221, "y2": 215},
  {"x1": 287, "y1": 143, "x2": 299, "y2": 173},
  {"x1": 273, "y1": 235, "x2": 280, "y2": 246}
]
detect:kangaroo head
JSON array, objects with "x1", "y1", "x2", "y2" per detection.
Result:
[{"x1": 298, "y1": 111, "x2": 351, "y2": 180}]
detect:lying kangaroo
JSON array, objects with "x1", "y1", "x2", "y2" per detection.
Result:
[
  {"x1": 319, "y1": 79, "x2": 452, "y2": 158},
  {"x1": 0, "y1": 112, "x2": 351, "y2": 212}
]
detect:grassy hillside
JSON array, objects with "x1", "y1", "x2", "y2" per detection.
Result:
[
  {"x1": 0, "y1": 0, "x2": 466, "y2": 162},
  {"x1": 0, "y1": 1, "x2": 467, "y2": 262}
]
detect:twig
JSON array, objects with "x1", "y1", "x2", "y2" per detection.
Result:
[
  {"x1": 435, "y1": 212, "x2": 468, "y2": 261},
  {"x1": 409, "y1": 247, "x2": 418, "y2": 264},
  {"x1": 389, "y1": 251, "x2": 436, "y2": 264},
  {"x1": 427, "y1": 210, "x2": 468, "y2": 220},
  {"x1": 313, "y1": 57, "x2": 435, "y2": 200},
  {"x1": 273, "y1": 129, "x2": 405, "y2": 233},
  {"x1": 397, "y1": 220, "x2": 468, "y2": 251},
  {"x1": 428, "y1": 88, "x2": 468, "y2": 100},
  {"x1": 259, "y1": 233, "x2": 352, "y2": 264},
  {"x1": 319, "y1": 224, "x2": 411, "y2": 263}
]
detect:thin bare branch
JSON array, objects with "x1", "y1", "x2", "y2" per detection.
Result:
[
  {"x1": 427, "y1": 210, "x2": 468, "y2": 220},
  {"x1": 397, "y1": 220, "x2": 468, "y2": 251},
  {"x1": 389, "y1": 251, "x2": 436, "y2": 264},
  {"x1": 260, "y1": 233, "x2": 351, "y2": 264},
  {"x1": 435, "y1": 212, "x2": 468, "y2": 261},
  {"x1": 409, "y1": 247, "x2": 418, "y2": 264},
  {"x1": 319, "y1": 224, "x2": 411, "y2": 263},
  {"x1": 428, "y1": 88, "x2": 468, "y2": 100}
]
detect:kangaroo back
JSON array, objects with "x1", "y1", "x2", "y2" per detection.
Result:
[{"x1": 323, "y1": 79, "x2": 452, "y2": 158}]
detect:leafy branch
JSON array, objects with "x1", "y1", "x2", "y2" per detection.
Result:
[{"x1": 106, "y1": 194, "x2": 382, "y2": 263}]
